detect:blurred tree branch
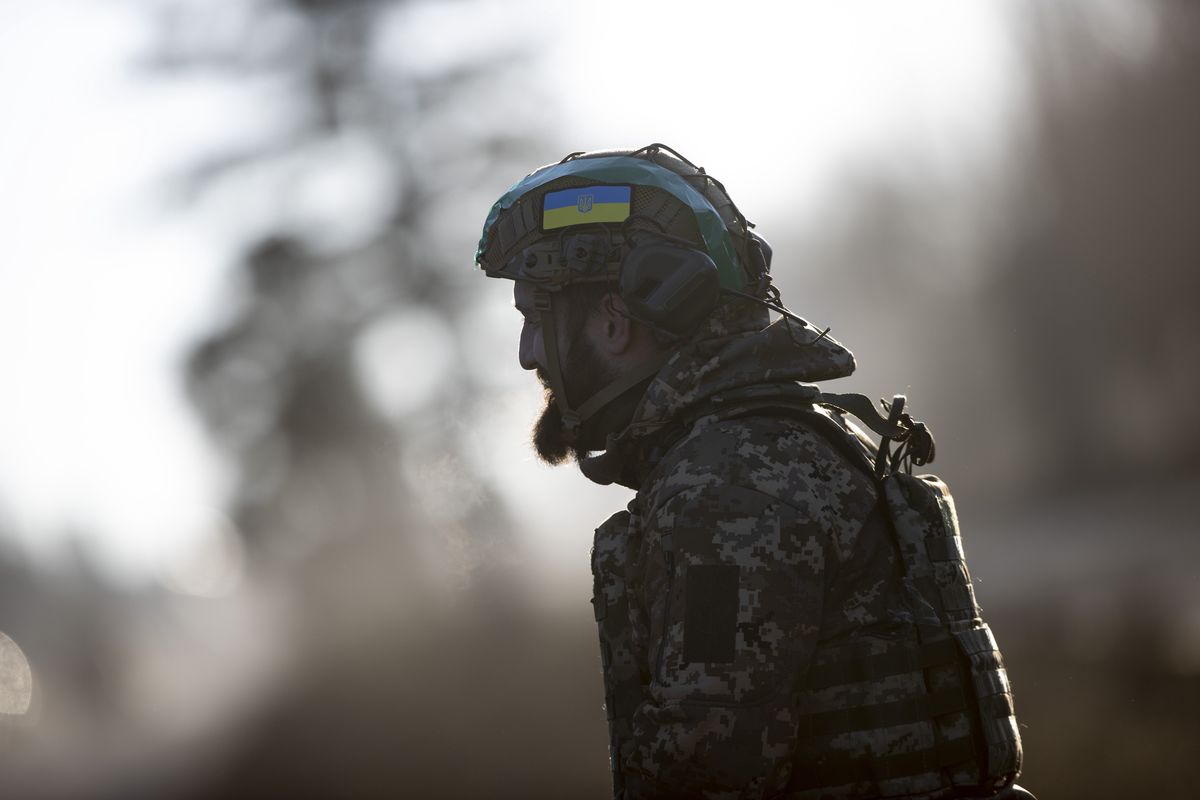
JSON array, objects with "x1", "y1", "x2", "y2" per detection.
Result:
[{"x1": 143, "y1": 0, "x2": 542, "y2": 572}]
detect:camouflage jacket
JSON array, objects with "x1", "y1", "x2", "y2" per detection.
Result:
[{"x1": 588, "y1": 307, "x2": 919, "y2": 799}]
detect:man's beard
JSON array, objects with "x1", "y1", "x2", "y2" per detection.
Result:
[{"x1": 532, "y1": 335, "x2": 616, "y2": 465}]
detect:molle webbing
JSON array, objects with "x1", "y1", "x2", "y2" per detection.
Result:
[
  {"x1": 802, "y1": 637, "x2": 958, "y2": 690},
  {"x1": 797, "y1": 685, "x2": 969, "y2": 738},
  {"x1": 789, "y1": 737, "x2": 977, "y2": 791},
  {"x1": 791, "y1": 631, "x2": 979, "y2": 794}
]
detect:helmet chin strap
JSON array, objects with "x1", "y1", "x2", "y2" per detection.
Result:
[
  {"x1": 533, "y1": 288, "x2": 673, "y2": 446},
  {"x1": 533, "y1": 288, "x2": 579, "y2": 434}
]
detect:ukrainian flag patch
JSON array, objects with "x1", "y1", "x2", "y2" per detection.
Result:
[{"x1": 542, "y1": 185, "x2": 631, "y2": 230}]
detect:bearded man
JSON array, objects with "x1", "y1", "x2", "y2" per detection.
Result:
[{"x1": 476, "y1": 145, "x2": 1030, "y2": 800}]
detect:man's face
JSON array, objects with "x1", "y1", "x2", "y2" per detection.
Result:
[{"x1": 513, "y1": 281, "x2": 615, "y2": 465}]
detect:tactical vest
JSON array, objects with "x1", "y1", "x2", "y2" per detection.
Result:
[
  {"x1": 590, "y1": 384, "x2": 1023, "y2": 799},
  {"x1": 787, "y1": 474, "x2": 1021, "y2": 799},
  {"x1": 723, "y1": 386, "x2": 1022, "y2": 798}
]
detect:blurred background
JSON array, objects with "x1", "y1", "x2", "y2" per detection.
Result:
[{"x1": 0, "y1": 0, "x2": 1197, "y2": 797}]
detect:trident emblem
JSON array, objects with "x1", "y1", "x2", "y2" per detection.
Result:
[{"x1": 577, "y1": 193, "x2": 594, "y2": 213}]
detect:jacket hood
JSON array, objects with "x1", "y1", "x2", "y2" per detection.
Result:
[{"x1": 579, "y1": 302, "x2": 857, "y2": 486}]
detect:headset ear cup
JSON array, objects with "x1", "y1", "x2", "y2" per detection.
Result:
[{"x1": 619, "y1": 241, "x2": 721, "y2": 338}]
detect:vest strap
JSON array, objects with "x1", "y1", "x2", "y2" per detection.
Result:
[
  {"x1": 797, "y1": 685, "x2": 970, "y2": 738},
  {"x1": 940, "y1": 582, "x2": 979, "y2": 612},
  {"x1": 982, "y1": 692, "x2": 1016, "y2": 720},
  {"x1": 790, "y1": 736, "x2": 976, "y2": 790},
  {"x1": 815, "y1": 391, "x2": 909, "y2": 440},
  {"x1": 804, "y1": 637, "x2": 959, "y2": 690},
  {"x1": 925, "y1": 535, "x2": 965, "y2": 562}
]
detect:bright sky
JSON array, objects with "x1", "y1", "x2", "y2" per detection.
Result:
[
  {"x1": 0, "y1": 3, "x2": 238, "y2": 580},
  {"x1": 0, "y1": 0, "x2": 1026, "y2": 585},
  {"x1": 547, "y1": 0, "x2": 1020, "y2": 221}
]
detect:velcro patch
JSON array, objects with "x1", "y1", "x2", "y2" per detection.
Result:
[
  {"x1": 542, "y1": 185, "x2": 631, "y2": 230},
  {"x1": 683, "y1": 564, "x2": 739, "y2": 663}
]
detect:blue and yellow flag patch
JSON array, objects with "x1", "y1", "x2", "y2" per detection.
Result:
[{"x1": 542, "y1": 185, "x2": 631, "y2": 230}]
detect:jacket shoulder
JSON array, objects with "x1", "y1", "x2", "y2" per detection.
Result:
[{"x1": 643, "y1": 413, "x2": 879, "y2": 561}]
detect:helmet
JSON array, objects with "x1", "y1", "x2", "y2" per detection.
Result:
[
  {"x1": 476, "y1": 143, "x2": 773, "y2": 444},
  {"x1": 475, "y1": 146, "x2": 768, "y2": 326}
]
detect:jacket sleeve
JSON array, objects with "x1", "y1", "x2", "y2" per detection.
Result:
[{"x1": 620, "y1": 483, "x2": 831, "y2": 799}]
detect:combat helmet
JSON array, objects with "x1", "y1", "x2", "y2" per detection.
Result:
[{"x1": 475, "y1": 143, "x2": 779, "y2": 444}]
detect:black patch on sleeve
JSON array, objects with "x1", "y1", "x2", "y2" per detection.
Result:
[{"x1": 683, "y1": 565, "x2": 739, "y2": 663}]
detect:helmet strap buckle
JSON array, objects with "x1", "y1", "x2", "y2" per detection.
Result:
[{"x1": 533, "y1": 289, "x2": 554, "y2": 313}]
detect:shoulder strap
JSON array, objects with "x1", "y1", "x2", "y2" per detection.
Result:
[
  {"x1": 818, "y1": 392, "x2": 936, "y2": 477},
  {"x1": 815, "y1": 391, "x2": 908, "y2": 440},
  {"x1": 681, "y1": 384, "x2": 935, "y2": 479},
  {"x1": 704, "y1": 384, "x2": 879, "y2": 478}
]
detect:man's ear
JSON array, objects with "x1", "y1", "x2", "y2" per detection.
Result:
[{"x1": 593, "y1": 291, "x2": 634, "y2": 356}]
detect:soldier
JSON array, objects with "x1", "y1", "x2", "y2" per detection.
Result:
[{"x1": 476, "y1": 145, "x2": 1031, "y2": 799}]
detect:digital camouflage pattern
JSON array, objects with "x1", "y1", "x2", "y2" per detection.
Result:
[{"x1": 588, "y1": 303, "x2": 1019, "y2": 799}]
